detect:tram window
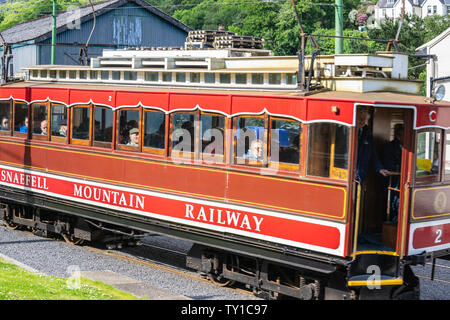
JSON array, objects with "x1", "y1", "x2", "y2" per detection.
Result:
[
  {"x1": 234, "y1": 116, "x2": 266, "y2": 165},
  {"x1": 176, "y1": 73, "x2": 186, "y2": 83},
  {"x1": 201, "y1": 113, "x2": 225, "y2": 162},
  {"x1": 124, "y1": 71, "x2": 137, "y2": 81},
  {"x1": 171, "y1": 112, "x2": 195, "y2": 155},
  {"x1": 236, "y1": 74, "x2": 247, "y2": 85},
  {"x1": 269, "y1": 73, "x2": 281, "y2": 85},
  {"x1": 79, "y1": 70, "x2": 87, "y2": 80},
  {"x1": 205, "y1": 73, "x2": 215, "y2": 84},
  {"x1": 143, "y1": 110, "x2": 165, "y2": 151},
  {"x1": 50, "y1": 104, "x2": 67, "y2": 139},
  {"x1": 112, "y1": 71, "x2": 121, "y2": 81},
  {"x1": 162, "y1": 72, "x2": 172, "y2": 82},
  {"x1": 40, "y1": 70, "x2": 47, "y2": 78},
  {"x1": 445, "y1": 131, "x2": 450, "y2": 179},
  {"x1": 118, "y1": 109, "x2": 140, "y2": 147},
  {"x1": 90, "y1": 71, "x2": 98, "y2": 80},
  {"x1": 286, "y1": 74, "x2": 297, "y2": 85},
  {"x1": 14, "y1": 103, "x2": 29, "y2": 133},
  {"x1": 190, "y1": 73, "x2": 200, "y2": 83},
  {"x1": 32, "y1": 104, "x2": 48, "y2": 136},
  {"x1": 416, "y1": 130, "x2": 441, "y2": 180},
  {"x1": 59, "y1": 70, "x2": 66, "y2": 79},
  {"x1": 307, "y1": 123, "x2": 349, "y2": 180},
  {"x1": 32, "y1": 70, "x2": 38, "y2": 78},
  {"x1": 101, "y1": 71, "x2": 109, "y2": 80},
  {"x1": 270, "y1": 119, "x2": 301, "y2": 167},
  {"x1": 93, "y1": 106, "x2": 113, "y2": 147},
  {"x1": 0, "y1": 101, "x2": 11, "y2": 135},
  {"x1": 252, "y1": 74, "x2": 264, "y2": 85},
  {"x1": 72, "y1": 106, "x2": 91, "y2": 141},
  {"x1": 220, "y1": 74, "x2": 231, "y2": 84},
  {"x1": 69, "y1": 70, "x2": 77, "y2": 79},
  {"x1": 49, "y1": 70, "x2": 57, "y2": 79},
  {"x1": 145, "y1": 72, "x2": 158, "y2": 82}
]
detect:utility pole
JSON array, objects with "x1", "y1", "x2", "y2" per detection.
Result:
[
  {"x1": 335, "y1": 0, "x2": 343, "y2": 54},
  {"x1": 51, "y1": 0, "x2": 57, "y2": 64}
]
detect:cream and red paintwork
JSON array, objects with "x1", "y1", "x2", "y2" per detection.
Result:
[{"x1": 0, "y1": 83, "x2": 449, "y2": 259}]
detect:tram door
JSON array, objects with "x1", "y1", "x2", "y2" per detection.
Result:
[{"x1": 353, "y1": 106, "x2": 412, "y2": 254}]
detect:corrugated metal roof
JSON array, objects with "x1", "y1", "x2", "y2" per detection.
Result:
[{"x1": 1, "y1": 0, "x2": 191, "y2": 44}]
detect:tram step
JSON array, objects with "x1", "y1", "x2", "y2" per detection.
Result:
[{"x1": 348, "y1": 251, "x2": 401, "y2": 287}]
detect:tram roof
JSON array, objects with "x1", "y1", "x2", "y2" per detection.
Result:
[{"x1": 3, "y1": 80, "x2": 450, "y2": 107}]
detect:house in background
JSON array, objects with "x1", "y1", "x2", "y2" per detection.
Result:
[
  {"x1": 0, "y1": 0, "x2": 191, "y2": 77},
  {"x1": 416, "y1": 26, "x2": 450, "y2": 101},
  {"x1": 374, "y1": 0, "x2": 449, "y2": 23}
]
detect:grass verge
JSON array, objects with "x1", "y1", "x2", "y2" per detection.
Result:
[{"x1": 0, "y1": 258, "x2": 142, "y2": 300}]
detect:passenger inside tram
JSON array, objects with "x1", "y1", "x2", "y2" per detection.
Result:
[
  {"x1": 0, "y1": 117, "x2": 9, "y2": 131},
  {"x1": 356, "y1": 107, "x2": 406, "y2": 252}
]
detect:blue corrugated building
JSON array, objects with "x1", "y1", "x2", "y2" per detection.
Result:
[{"x1": 1, "y1": 0, "x2": 191, "y2": 76}]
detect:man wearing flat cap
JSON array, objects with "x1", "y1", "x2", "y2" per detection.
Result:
[{"x1": 127, "y1": 127, "x2": 139, "y2": 146}]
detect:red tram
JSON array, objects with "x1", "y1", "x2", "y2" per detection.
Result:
[{"x1": 0, "y1": 45, "x2": 449, "y2": 299}]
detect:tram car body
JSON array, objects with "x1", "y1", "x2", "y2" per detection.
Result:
[{"x1": 0, "y1": 45, "x2": 449, "y2": 299}]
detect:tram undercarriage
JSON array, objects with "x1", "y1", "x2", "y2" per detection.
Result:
[{"x1": 0, "y1": 192, "x2": 421, "y2": 300}]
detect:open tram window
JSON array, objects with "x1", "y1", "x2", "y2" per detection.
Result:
[
  {"x1": 71, "y1": 105, "x2": 91, "y2": 145},
  {"x1": 32, "y1": 103, "x2": 48, "y2": 140},
  {"x1": 233, "y1": 115, "x2": 266, "y2": 166},
  {"x1": 50, "y1": 104, "x2": 68, "y2": 142},
  {"x1": 445, "y1": 130, "x2": 450, "y2": 181},
  {"x1": 143, "y1": 110, "x2": 166, "y2": 155},
  {"x1": 269, "y1": 118, "x2": 301, "y2": 171},
  {"x1": 13, "y1": 102, "x2": 29, "y2": 135},
  {"x1": 170, "y1": 112, "x2": 196, "y2": 159},
  {"x1": 117, "y1": 108, "x2": 140, "y2": 151},
  {"x1": 415, "y1": 129, "x2": 441, "y2": 184},
  {"x1": 200, "y1": 113, "x2": 226, "y2": 163},
  {"x1": 307, "y1": 123, "x2": 349, "y2": 180},
  {"x1": 0, "y1": 101, "x2": 11, "y2": 136},
  {"x1": 93, "y1": 106, "x2": 113, "y2": 148}
]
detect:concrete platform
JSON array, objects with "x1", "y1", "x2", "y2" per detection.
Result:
[{"x1": 80, "y1": 270, "x2": 192, "y2": 300}]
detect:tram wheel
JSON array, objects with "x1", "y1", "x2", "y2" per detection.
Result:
[
  {"x1": 62, "y1": 233, "x2": 85, "y2": 245},
  {"x1": 4, "y1": 219, "x2": 20, "y2": 230},
  {"x1": 207, "y1": 273, "x2": 235, "y2": 287}
]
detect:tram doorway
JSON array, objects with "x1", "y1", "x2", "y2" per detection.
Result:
[{"x1": 354, "y1": 106, "x2": 410, "y2": 253}]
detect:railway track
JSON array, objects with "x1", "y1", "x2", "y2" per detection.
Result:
[{"x1": 83, "y1": 236, "x2": 258, "y2": 297}]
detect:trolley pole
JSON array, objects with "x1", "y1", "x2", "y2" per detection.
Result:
[
  {"x1": 51, "y1": 0, "x2": 57, "y2": 65},
  {"x1": 335, "y1": 0, "x2": 343, "y2": 54}
]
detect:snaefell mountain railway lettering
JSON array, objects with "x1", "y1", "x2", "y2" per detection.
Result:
[
  {"x1": 185, "y1": 204, "x2": 264, "y2": 232},
  {"x1": 1, "y1": 169, "x2": 49, "y2": 190},
  {"x1": 73, "y1": 184, "x2": 146, "y2": 210}
]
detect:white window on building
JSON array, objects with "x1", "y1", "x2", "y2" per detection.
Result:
[
  {"x1": 427, "y1": 5, "x2": 432, "y2": 14},
  {"x1": 382, "y1": 8, "x2": 386, "y2": 17},
  {"x1": 447, "y1": 5, "x2": 450, "y2": 15},
  {"x1": 433, "y1": 5, "x2": 437, "y2": 13}
]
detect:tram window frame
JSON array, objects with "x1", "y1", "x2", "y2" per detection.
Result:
[
  {"x1": 0, "y1": 100, "x2": 12, "y2": 136},
  {"x1": 71, "y1": 104, "x2": 92, "y2": 146},
  {"x1": 445, "y1": 130, "x2": 450, "y2": 181},
  {"x1": 232, "y1": 115, "x2": 267, "y2": 167},
  {"x1": 306, "y1": 122, "x2": 350, "y2": 181},
  {"x1": 200, "y1": 112, "x2": 226, "y2": 164},
  {"x1": 50, "y1": 103, "x2": 68, "y2": 143},
  {"x1": 93, "y1": 105, "x2": 113, "y2": 149},
  {"x1": 31, "y1": 103, "x2": 49, "y2": 141},
  {"x1": 13, "y1": 101, "x2": 29, "y2": 138},
  {"x1": 116, "y1": 107, "x2": 141, "y2": 152},
  {"x1": 170, "y1": 111, "x2": 197, "y2": 160},
  {"x1": 268, "y1": 117, "x2": 302, "y2": 172},
  {"x1": 415, "y1": 128, "x2": 442, "y2": 185},
  {"x1": 142, "y1": 109, "x2": 166, "y2": 156}
]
